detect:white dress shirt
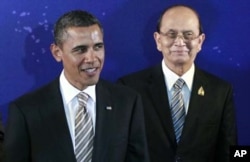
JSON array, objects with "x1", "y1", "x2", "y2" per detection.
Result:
[
  {"x1": 162, "y1": 60, "x2": 195, "y2": 114},
  {"x1": 59, "y1": 70, "x2": 96, "y2": 149}
]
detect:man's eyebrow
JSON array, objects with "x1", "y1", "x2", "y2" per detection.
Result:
[
  {"x1": 165, "y1": 29, "x2": 176, "y2": 32},
  {"x1": 71, "y1": 45, "x2": 87, "y2": 52},
  {"x1": 183, "y1": 30, "x2": 194, "y2": 33},
  {"x1": 166, "y1": 29, "x2": 194, "y2": 32},
  {"x1": 94, "y1": 42, "x2": 104, "y2": 46}
]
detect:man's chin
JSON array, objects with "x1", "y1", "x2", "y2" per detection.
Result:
[
  {"x1": 86, "y1": 77, "x2": 100, "y2": 86},
  {"x1": 173, "y1": 58, "x2": 188, "y2": 64}
]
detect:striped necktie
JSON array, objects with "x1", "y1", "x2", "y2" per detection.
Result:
[
  {"x1": 75, "y1": 92, "x2": 94, "y2": 162},
  {"x1": 170, "y1": 78, "x2": 186, "y2": 143}
]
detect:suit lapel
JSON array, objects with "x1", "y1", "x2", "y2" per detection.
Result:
[
  {"x1": 147, "y1": 65, "x2": 176, "y2": 146},
  {"x1": 92, "y1": 80, "x2": 113, "y2": 162},
  {"x1": 180, "y1": 68, "x2": 208, "y2": 143},
  {"x1": 39, "y1": 78, "x2": 76, "y2": 161}
]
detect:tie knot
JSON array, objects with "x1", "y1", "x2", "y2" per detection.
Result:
[
  {"x1": 174, "y1": 78, "x2": 185, "y2": 90},
  {"x1": 77, "y1": 92, "x2": 88, "y2": 108}
]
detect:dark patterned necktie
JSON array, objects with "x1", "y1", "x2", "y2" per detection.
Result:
[
  {"x1": 75, "y1": 92, "x2": 94, "y2": 162},
  {"x1": 170, "y1": 78, "x2": 186, "y2": 143}
]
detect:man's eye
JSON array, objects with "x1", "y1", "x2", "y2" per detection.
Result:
[
  {"x1": 167, "y1": 32, "x2": 177, "y2": 38},
  {"x1": 73, "y1": 47, "x2": 87, "y2": 54},
  {"x1": 94, "y1": 44, "x2": 104, "y2": 51},
  {"x1": 184, "y1": 32, "x2": 194, "y2": 38}
]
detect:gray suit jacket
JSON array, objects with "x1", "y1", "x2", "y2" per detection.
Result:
[
  {"x1": 4, "y1": 78, "x2": 149, "y2": 162},
  {"x1": 118, "y1": 64, "x2": 237, "y2": 162}
]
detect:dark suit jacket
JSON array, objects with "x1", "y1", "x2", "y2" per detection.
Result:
[
  {"x1": 118, "y1": 64, "x2": 237, "y2": 162},
  {"x1": 4, "y1": 78, "x2": 149, "y2": 162},
  {"x1": 0, "y1": 116, "x2": 4, "y2": 162}
]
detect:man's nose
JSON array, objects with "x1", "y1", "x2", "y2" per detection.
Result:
[
  {"x1": 84, "y1": 49, "x2": 96, "y2": 62},
  {"x1": 174, "y1": 35, "x2": 186, "y2": 46}
]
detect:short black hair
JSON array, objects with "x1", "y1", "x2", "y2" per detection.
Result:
[{"x1": 53, "y1": 10, "x2": 103, "y2": 47}]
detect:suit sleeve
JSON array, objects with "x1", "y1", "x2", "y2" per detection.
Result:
[
  {"x1": 0, "y1": 113, "x2": 4, "y2": 162},
  {"x1": 126, "y1": 93, "x2": 150, "y2": 162},
  {"x1": 216, "y1": 86, "x2": 238, "y2": 162},
  {"x1": 4, "y1": 103, "x2": 30, "y2": 162}
]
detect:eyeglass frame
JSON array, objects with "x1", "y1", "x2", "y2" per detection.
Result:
[{"x1": 158, "y1": 30, "x2": 202, "y2": 42}]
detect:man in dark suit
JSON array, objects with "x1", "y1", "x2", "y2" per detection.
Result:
[
  {"x1": 4, "y1": 10, "x2": 149, "y2": 162},
  {"x1": 118, "y1": 5, "x2": 237, "y2": 162}
]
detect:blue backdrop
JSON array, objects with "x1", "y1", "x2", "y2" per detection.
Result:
[{"x1": 1, "y1": 0, "x2": 249, "y2": 145}]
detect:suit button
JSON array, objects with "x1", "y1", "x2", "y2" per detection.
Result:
[{"x1": 176, "y1": 156, "x2": 181, "y2": 162}]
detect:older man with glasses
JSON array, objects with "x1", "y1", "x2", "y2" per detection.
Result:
[{"x1": 118, "y1": 4, "x2": 237, "y2": 162}]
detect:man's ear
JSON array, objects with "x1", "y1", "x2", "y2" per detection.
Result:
[
  {"x1": 50, "y1": 43, "x2": 62, "y2": 62},
  {"x1": 197, "y1": 33, "x2": 205, "y2": 52},
  {"x1": 153, "y1": 32, "x2": 162, "y2": 52}
]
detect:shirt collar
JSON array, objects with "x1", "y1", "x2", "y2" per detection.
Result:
[
  {"x1": 162, "y1": 60, "x2": 195, "y2": 91},
  {"x1": 59, "y1": 70, "x2": 96, "y2": 104}
]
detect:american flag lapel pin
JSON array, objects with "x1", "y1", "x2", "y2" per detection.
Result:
[{"x1": 106, "y1": 106, "x2": 112, "y2": 110}]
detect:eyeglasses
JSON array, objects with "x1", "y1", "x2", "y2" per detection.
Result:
[{"x1": 159, "y1": 31, "x2": 200, "y2": 42}]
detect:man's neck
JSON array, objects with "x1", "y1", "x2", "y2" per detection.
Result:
[{"x1": 165, "y1": 62, "x2": 192, "y2": 77}]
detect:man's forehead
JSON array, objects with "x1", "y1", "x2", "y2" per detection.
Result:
[
  {"x1": 163, "y1": 7, "x2": 198, "y2": 21},
  {"x1": 165, "y1": 6, "x2": 197, "y2": 15},
  {"x1": 64, "y1": 26, "x2": 103, "y2": 39},
  {"x1": 161, "y1": 7, "x2": 200, "y2": 31}
]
